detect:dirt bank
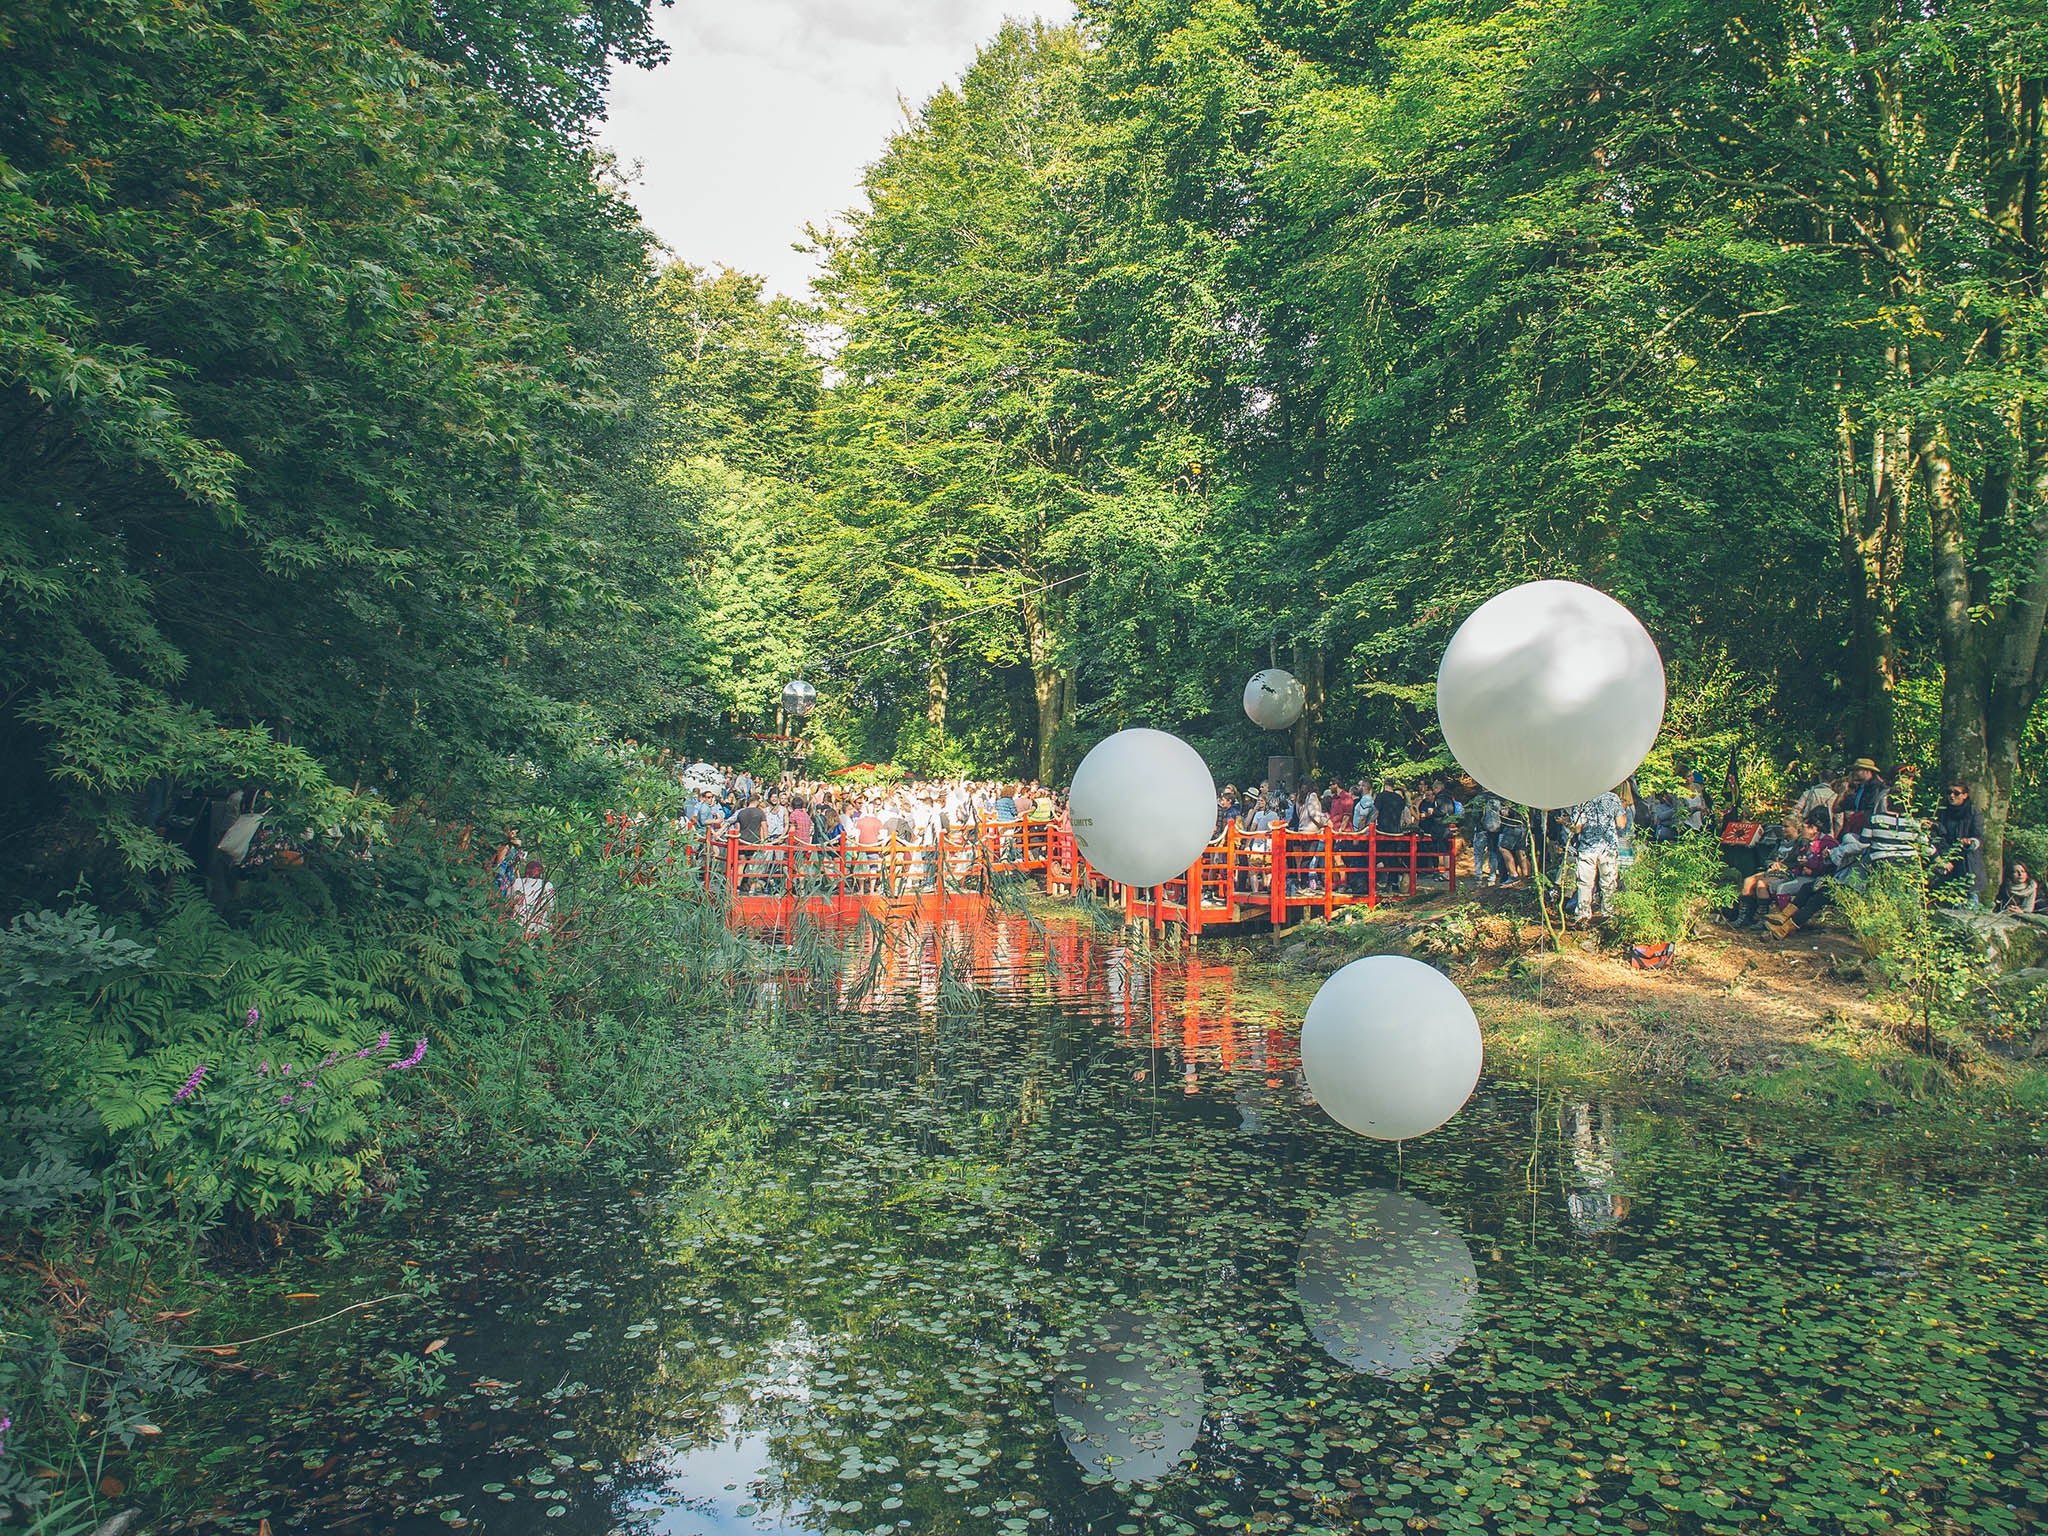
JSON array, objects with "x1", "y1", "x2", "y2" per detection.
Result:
[{"x1": 1200, "y1": 886, "x2": 2048, "y2": 1116}]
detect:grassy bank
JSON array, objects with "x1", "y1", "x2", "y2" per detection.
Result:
[
  {"x1": 0, "y1": 786, "x2": 810, "y2": 1533},
  {"x1": 1198, "y1": 887, "x2": 2048, "y2": 1122}
]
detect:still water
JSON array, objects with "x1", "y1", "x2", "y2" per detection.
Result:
[{"x1": 171, "y1": 916, "x2": 2046, "y2": 1536}]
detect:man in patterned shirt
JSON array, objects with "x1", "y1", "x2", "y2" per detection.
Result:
[{"x1": 1567, "y1": 787, "x2": 1626, "y2": 927}]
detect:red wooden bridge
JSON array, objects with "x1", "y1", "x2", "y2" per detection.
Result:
[{"x1": 622, "y1": 816, "x2": 1455, "y2": 932}]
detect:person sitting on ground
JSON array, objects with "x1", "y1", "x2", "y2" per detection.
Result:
[
  {"x1": 1759, "y1": 809, "x2": 1846, "y2": 938},
  {"x1": 1793, "y1": 764, "x2": 1837, "y2": 826},
  {"x1": 1649, "y1": 790, "x2": 1680, "y2": 843},
  {"x1": 1566, "y1": 786, "x2": 1627, "y2": 928},
  {"x1": 2001, "y1": 859, "x2": 2038, "y2": 915},
  {"x1": 1833, "y1": 758, "x2": 1890, "y2": 836},
  {"x1": 1735, "y1": 807, "x2": 1837, "y2": 930},
  {"x1": 1681, "y1": 770, "x2": 1711, "y2": 834},
  {"x1": 509, "y1": 857, "x2": 556, "y2": 939},
  {"x1": 1932, "y1": 779, "x2": 1986, "y2": 902},
  {"x1": 1729, "y1": 810, "x2": 1804, "y2": 928}
]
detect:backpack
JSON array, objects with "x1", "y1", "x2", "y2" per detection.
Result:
[{"x1": 1481, "y1": 797, "x2": 1502, "y2": 832}]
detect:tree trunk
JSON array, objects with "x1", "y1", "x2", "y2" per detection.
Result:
[
  {"x1": 1289, "y1": 642, "x2": 1324, "y2": 786},
  {"x1": 1022, "y1": 595, "x2": 1065, "y2": 782},
  {"x1": 1836, "y1": 399, "x2": 1908, "y2": 762},
  {"x1": 926, "y1": 641, "x2": 948, "y2": 737}
]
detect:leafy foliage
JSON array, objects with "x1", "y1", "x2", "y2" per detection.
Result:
[{"x1": 1608, "y1": 837, "x2": 1734, "y2": 948}]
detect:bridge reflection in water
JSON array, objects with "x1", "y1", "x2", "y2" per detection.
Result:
[{"x1": 775, "y1": 910, "x2": 1302, "y2": 1095}]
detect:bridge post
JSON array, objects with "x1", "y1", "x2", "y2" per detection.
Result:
[{"x1": 1270, "y1": 825, "x2": 1287, "y2": 928}]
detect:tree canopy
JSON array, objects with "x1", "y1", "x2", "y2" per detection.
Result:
[{"x1": 9, "y1": 0, "x2": 2048, "y2": 896}]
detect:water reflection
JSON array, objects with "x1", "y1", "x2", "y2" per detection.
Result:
[
  {"x1": 1562, "y1": 1100, "x2": 1631, "y2": 1233},
  {"x1": 1295, "y1": 1189, "x2": 1481, "y2": 1375},
  {"x1": 1051, "y1": 1311, "x2": 1205, "y2": 1484},
  {"x1": 159, "y1": 913, "x2": 2048, "y2": 1536}
]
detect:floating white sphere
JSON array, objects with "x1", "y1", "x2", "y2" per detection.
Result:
[
  {"x1": 1435, "y1": 580, "x2": 1666, "y2": 809},
  {"x1": 1052, "y1": 1311, "x2": 1204, "y2": 1483},
  {"x1": 1068, "y1": 728, "x2": 1216, "y2": 888},
  {"x1": 1296, "y1": 1190, "x2": 1480, "y2": 1375},
  {"x1": 682, "y1": 762, "x2": 722, "y2": 797},
  {"x1": 1300, "y1": 955, "x2": 1482, "y2": 1141},
  {"x1": 1243, "y1": 668, "x2": 1307, "y2": 731},
  {"x1": 781, "y1": 678, "x2": 817, "y2": 718}
]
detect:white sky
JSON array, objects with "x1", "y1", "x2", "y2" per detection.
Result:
[{"x1": 602, "y1": 1, "x2": 1078, "y2": 300}]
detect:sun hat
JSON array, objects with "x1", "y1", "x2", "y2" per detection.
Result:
[{"x1": 1851, "y1": 757, "x2": 1883, "y2": 773}]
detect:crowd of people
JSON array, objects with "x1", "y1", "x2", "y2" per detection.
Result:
[
  {"x1": 1701, "y1": 756, "x2": 2025, "y2": 938},
  {"x1": 488, "y1": 748, "x2": 2027, "y2": 941}
]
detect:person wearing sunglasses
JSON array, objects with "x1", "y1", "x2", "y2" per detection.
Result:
[{"x1": 1932, "y1": 780, "x2": 1986, "y2": 902}]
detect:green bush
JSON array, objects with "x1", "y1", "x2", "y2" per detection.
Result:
[{"x1": 1608, "y1": 836, "x2": 1732, "y2": 947}]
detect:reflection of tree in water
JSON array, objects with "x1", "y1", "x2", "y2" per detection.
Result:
[
  {"x1": 175, "y1": 915, "x2": 2048, "y2": 1536},
  {"x1": 1561, "y1": 1100, "x2": 1631, "y2": 1233},
  {"x1": 1295, "y1": 1189, "x2": 1481, "y2": 1375},
  {"x1": 1050, "y1": 1310, "x2": 1204, "y2": 1483}
]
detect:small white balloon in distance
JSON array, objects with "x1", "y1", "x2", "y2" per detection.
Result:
[
  {"x1": 781, "y1": 678, "x2": 817, "y2": 718},
  {"x1": 1300, "y1": 955, "x2": 1482, "y2": 1141},
  {"x1": 1051, "y1": 1311, "x2": 1204, "y2": 1484},
  {"x1": 1296, "y1": 1189, "x2": 1480, "y2": 1376},
  {"x1": 682, "y1": 762, "x2": 721, "y2": 797},
  {"x1": 1242, "y1": 668, "x2": 1307, "y2": 731},
  {"x1": 1067, "y1": 728, "x2": 1217, "y2": 888},
  {"x1": 1435, "y1": 579, "x2": 1666, "y2": 809}
]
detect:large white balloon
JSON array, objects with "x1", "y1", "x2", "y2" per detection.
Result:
[
  {"x1": 682, "y1": 762, "x2": 722, "y2": 797},
  {"x1": 1296, "y1": 1190, "x2": 1480, "y2": 1375},
  {"x1": 1243, "y1": 668, "x2": 1307, "y2": 731},
  {"x1": 1435, "y1": 580, "x2": 1666, "y2": 809},
  {"x1": 1067, "y1": 728, "x2": 1217, "y2": 888},
  {"x1": 1051, "y1": 1311, "x2": 1204, "y2": 1483},
  {"x1": 1300, "y1": 955, "x2": 1482, "y2": 1141}
]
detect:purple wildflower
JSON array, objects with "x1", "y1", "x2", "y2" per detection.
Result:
[
  {"x1": 172, "y1": 1064, "x2": 207, "y2": 1102},
  {"x1": 246, "y1": 1006, "x2": 261, "y2": 1027},
  {"x1": 353, "y1": 1027, "x2": 393, "y2": 1060},
  {"x1": 386, "y1": 1037, "x2": 428, "y2": 1071},
  {"x1": 280, "y1": 1093, "x2": 294, "y2": 1106},
  {"x1": 2, "y1": 1413, "x2": 11, "y2": 1457},
  {"x1": 257, "y1": 1060, "x2": 270, "y2": 1076}
]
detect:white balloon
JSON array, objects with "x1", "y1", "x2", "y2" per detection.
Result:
[
  {"x1": 1052, "y1": 1311, "x2": 1204, "y2": 1483},
  {"x1": 1067, "y1": 728, "x2": 1217, "y2": 888},
  {"x1": 1296, "y1": 1189, "x2": 1480, "y2": 1375},
  {"x1": 781, "y1": 678, "x2": 817, "y2": 718},
  {"x1": 1300, "y1": 955, "x2": 1482, "y2": 1141},
  {"x1": 682, "y1": 762, "x2": 721, "y2": 796},
  {"x1": 1435, "y1": 580, "x2": 1666, "y2": 809},
  {"x1": 1243, "y1": 668, "x2": 1307, "y2": 731}
]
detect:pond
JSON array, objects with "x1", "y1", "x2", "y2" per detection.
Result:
[{"x1": 165, "y1": 914, "x2": 2047, "y2": 1536}]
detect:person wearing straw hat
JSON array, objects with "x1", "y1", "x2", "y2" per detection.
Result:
[{"x1": 1833, "y1": 758, "x2": 1889, "y2": 836}]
